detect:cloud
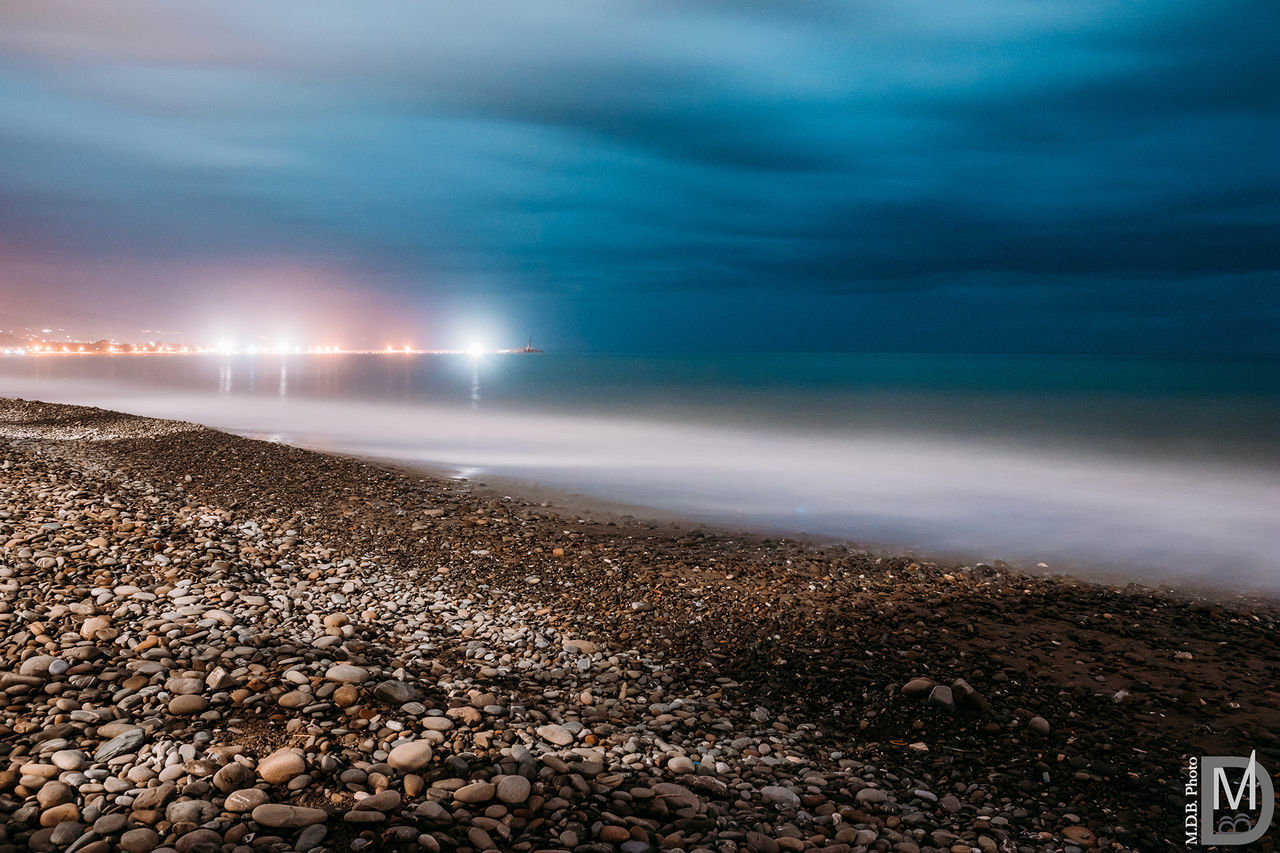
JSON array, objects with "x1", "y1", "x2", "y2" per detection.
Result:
[{"x1": 0, "y1": 0, "x2": 1276, "y2": 351}]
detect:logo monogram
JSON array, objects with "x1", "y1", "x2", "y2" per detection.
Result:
[{"x1": 1199, "y1": 752, "x2": 1275, "y2": 846}]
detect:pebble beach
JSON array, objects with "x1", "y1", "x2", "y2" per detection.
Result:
[{"x1": 1, "y1": 397, "x2": 1277, "y2": 853}]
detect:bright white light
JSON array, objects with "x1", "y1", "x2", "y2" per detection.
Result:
[
  {"x1": 466, "y1": 341, "x2": 486, "y2": 357},
  {"x1": 215, "y1": 340, "x2": 235, "y2": 355}
]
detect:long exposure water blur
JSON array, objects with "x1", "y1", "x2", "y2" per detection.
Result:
[{"x1": 4, "y1": 351, "x2": 1278, "y2": 591}]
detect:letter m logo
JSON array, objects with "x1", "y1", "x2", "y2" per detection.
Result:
[
  {"x1": 1214, "y1": 751, "x2": 1261, "y2": 812},
  {"x1": 1201, "y1": 752, "x2": 1275, "y2": 846}
]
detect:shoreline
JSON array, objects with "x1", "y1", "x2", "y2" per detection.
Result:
[
  {"x1": 321, "y1": 448, "x2": 1278, "y2": 609},
  {"x1": 2, "y1": 367, "x2": 1278, "y2": 592},
  {"x1": 2, "y1": 396, "x2": 1278, "y2": 851}
]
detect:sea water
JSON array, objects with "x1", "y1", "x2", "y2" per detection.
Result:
[{"x1": 3, "y1": 352, "x2": 1277, "y2": 591}]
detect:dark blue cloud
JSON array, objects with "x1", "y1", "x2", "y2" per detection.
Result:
[{"x1": 0, "y1": 0, "x2": 1276, "y2": 352}]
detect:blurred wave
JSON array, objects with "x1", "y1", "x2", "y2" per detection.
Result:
[{"x1": 3, "y1": 353, "x2": 1278, "y2": 591}]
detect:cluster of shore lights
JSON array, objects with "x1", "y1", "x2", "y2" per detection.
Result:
[
  {"x1": 211, "y1": 343, "x2": 439, "y2": 355},
  {"x1": 5, "y1": 344, "x2": 195, "y2": 355},
  {"x1": 5, "y1": 342, "x2": 497, "y2": 356}
]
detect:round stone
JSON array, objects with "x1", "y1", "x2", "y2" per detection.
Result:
[
  {"x1": 94, "y1": 813, "x2": 128, "y2": 834},
  {"x1": 50, "y1": 750, "x2": 87, "y2": 771},
  {"x1": 95, "y1": 728, "x2": 146, "y2": 762},
  {"x1": 1062, "y1": 826, "x2": 1096, "y2": 846},
  {"x1": 387, "y1": 741, "x2": 433, "y2": 773},
  {"x1": 50, "y1": 820, "x2": 84, "y2": 847},
  {"x1": 166, "y1": 676, "x2": 204, "y2": 695},
  {"x1": 453, "y1": 781, "x2": 495, "y2": 804},
  {"x1": 355, "y1": 790, "x2": 401, "y2": 812},
  {"x1": 251, "y1": 803, "x2": 329, "y2": 828},
  {"x1": 40, "y1": 803, "x2": 80, "y2": 827},
  {"x1": 496, "y1": 775, "x2": 531, "y2": 804},
  {"x1": 80, "y1": 615, "x2": 112, "y2": 639},
  {"x1": 761, "y1": 786, "x2": 800, "y2": 808},
  {"x1": 667, "y1": 756, "x2": 695, "y2": 774},
  {"x1": 120, "y1": 828, "x2": 160, "y2": 853},
  {"x1": 168, "y1": 694, "x2": 208, "y2": 715},
  {"x1": 257, "y1": 748, "x2": 306, "y2": 784},
  {"x1": 213, "y1": 762, "x2": 256, "y2": 793},
  {"x1": 19, "y1": 655, "x2": 56, "y2": 676},
  {"x1": 599, "y1": 825, "x2": 630, "y2": 843},
  {"x1": 37, "y1": 782, "x2": 74, "y2": 809},
  {"x1": 225, "y1": 788, "x2": 269, "y2": 812},
  {"x1": 333, "y1": 684, "x2": 360, "y2": 706},
  {"x1": 324, "y1": 664, "x2": 371, "y2": 683},
  {"x1": 856, "y1": 787, "x2": 889, "y2": 805},
  {"x1": 536, "y1": 724, "x2": 574, "y2": 746},
  {"x1": 373, "y1": 680, "x2": 421, "y2": 704},
  {"x1": 278, "y1": 690, "x2": 310, "y2": 708},
  {"x1": 902, "y1": 677, "x2": 936, "y2": 697},
  {"x1": 174, "y1": 828, "x2": 222, "y2": 853}
]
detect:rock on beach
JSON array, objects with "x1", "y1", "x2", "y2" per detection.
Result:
[{"x1": 0, "y1": 398, "x2": 1271, "y2": 853}]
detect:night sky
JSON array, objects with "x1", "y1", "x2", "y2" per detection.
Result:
[{"x1": 1, "y1": 1, "x2": 1277, "y2": 353}]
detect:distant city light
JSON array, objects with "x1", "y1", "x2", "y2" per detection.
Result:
[{"x1": 8, "y1": 332, "x2": 535, "y2": 356}]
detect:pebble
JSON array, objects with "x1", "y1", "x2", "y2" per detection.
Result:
[
  {"x1": 536, "y1": 723, "x2": 575, "y2": 746},
  {"x1": 354, "y1": 790, "x2": 401, "y2": 811},
  {"x1": 50, "y1": 750, "x2": 87, "y2": 771},
  {"x1": 225, "y1": 788, "x2": 270, "y2": 811},
  {"x1": 1062, "y1": 826, "x2": 1097, "y2": 847},
  {"x1": 857, "y1": 787, "x2": 890, "y2": 805},
  {"x1": 667, "y1": 755, "x2": 696, "y2": 774},
  {"x1": 373, "y1": 679, "x2": 422, "y2": 704},
  {"x1": 387, "y1": 741, "x2": 433, "y2": 772},
  {"x1": 0, "y1": 398, "x2": 1260, "y2": 853},
  {"x1": 325, "y1": 664, "x2": 371, "y2": 683},
  {"x1": 212, "y1": 762, "x2": 256, "y2": 793},
  {"x1": 927, "y1": 684, "x2": 956, "y2": 712},
  {"x1": 256, "y1": 747, "x2": 306, "y2": 784},
  {"x1": 119, "y1": 828, "x2": 160, "y2": 853},
  {"x1": 251, "y1": 803, "x2": 330, "y2": 828},
  {"x1": 761, "y1": 785, "x2": 801, "y2": 808},
  {"x1": 94, "y1": 729, "x2": 145, "y2": 762},
  {"x1": 453, "y1": 781, "x2": 495, "y2": 803},
  {"x1": 902, "y1": 677, "x2": 936, "y2": 697},
  {"x1": 496, "y1": 774, "x2": 532, "y2": 804},
  {"x1": 168, "y1": 694, "x2": 208, "y2": 714}
]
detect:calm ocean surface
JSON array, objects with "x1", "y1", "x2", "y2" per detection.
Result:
[{"x1": 3, "y1": 353, "x2": 1278, "y2": 590}]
